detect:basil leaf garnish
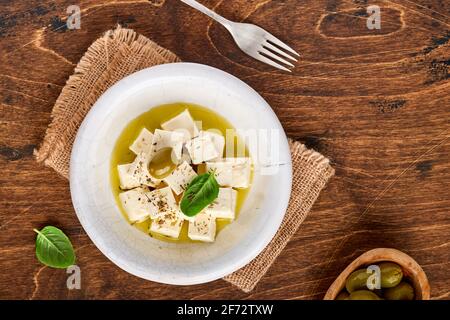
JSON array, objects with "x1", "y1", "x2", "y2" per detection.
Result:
[
  {"x1": 34, "y1": 226, "x2": 76, "y2": 268},
  {"x1": 180, "y1": 172, "x2": 219, "y2": 217}
]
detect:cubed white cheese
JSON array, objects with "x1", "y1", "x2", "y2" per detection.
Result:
[
  {"x1": 226, "y1": 158, "x2": 251, "y2": 188},
  {"x1": 163, "y1": 161, "x2": 197, "y2": 195},
  {"x1": 206, "y1": 158, "x2": 251, "y2": 188},
  {"x1": 205, "y1": 188, "x2": 237, "y2": 220},
  {"x1": 119, "y1": 187, "x2": 157, "y2": 223},
  {"x1": 188, "y1": 212, "x2": 216, "y2": 242},
  {"x1": 161, "y1": 109, "x2": 199, "y2": 142},
  {"x1": 151, "y1": 187, "x2": 180, "y2": 216},
  {"x1": 129, "y1": 128, "x2": 154, "y2": 155},
  {"x1": 118, "y1": 163, "x2": 141, "y2": 189},
  {"x1": 185, "y1": 133, "x2": 219, "y2": 164},
  {"x1": 205, "y1": 161, "x2": 232, "y2": 186},
  {"x1": 200, "y1": 130, "x2": 225, "y2": 157},
  {"x1": 126, "y1": 153, "x2": 162, "y2": 188},
  {"x1": 150, "y1": 211, "x2": 184, "y2": 238},
  {"x1": 151, "y1": 129, "x2": 184, "y2": 162},
  {"x1": 149, "y1": 187, "x2": 184, "y2": 238}
]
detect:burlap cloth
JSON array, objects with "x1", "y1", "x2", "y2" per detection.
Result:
[{"x1": 35, "y1": 26, "x2": 334, "y2": 293}]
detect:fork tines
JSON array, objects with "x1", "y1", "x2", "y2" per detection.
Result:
[{"x1": 257, "y1": 36, "x2": 300, "y2": 72}]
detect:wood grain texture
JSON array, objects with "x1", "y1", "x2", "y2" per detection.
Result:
[{"x1": 0, "y1": 0, "x2": 449, "y2": 300}]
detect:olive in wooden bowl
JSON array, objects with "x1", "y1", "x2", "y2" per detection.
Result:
[{"x1": 324, "y1": 248, "x2": 430, "y2": 300}]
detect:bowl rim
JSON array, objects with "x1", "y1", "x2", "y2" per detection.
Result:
[
  {"x1": 69, "y1": 62, "x2": 292, "y2": 285},
  {"x1": 323, "y1": 248, "x2": 431, "y2": 300}
]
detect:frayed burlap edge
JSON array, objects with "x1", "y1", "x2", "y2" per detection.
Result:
[
  {"x1": 223, "y1": 138, "x2": 335, "y2": 292},
  {"x1": 34, "y1": 26, "x2": 334, "y2": 292},
  {"x1": 34, "y1": 25, "x2": 180, "y2": 177}
]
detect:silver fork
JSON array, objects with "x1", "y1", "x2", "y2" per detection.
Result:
[{"x1": 180, "y1": 0, "x2": 299, "y2": 72}]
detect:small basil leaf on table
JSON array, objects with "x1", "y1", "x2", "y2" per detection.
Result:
[
  {"x1": 180, "y1": 172, "x2": 219, "y2": 217},
  {"x1": 34, "y1": 226, "x2": 76, "y2": 268}
]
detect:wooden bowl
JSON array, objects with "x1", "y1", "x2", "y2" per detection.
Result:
[{"x1": 324, "y1": 248, "x2": 430, "y2": 300}]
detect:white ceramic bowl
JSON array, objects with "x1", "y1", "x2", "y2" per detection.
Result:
[{"x1": 70, "y1": 63, "x2": 292, "y2": 285}]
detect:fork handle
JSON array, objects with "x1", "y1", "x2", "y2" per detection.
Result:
[{"x1": 180, "y1": 0, "x2": 232, "y2": 28}]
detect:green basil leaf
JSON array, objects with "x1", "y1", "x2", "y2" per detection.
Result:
[
  {"x1": 180, "y1": 172, "x2": 219, "y2": 217},
  {"x1": 34, "y1": 226, "x2": 76, "y2": 268}
]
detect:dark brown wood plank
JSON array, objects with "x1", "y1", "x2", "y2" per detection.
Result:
[{"x1": 0, "y1": 0, "x2": 449, "y2": 300}]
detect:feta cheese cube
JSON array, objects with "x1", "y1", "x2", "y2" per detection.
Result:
[
  {"x1": 201, "y1": 130, "x2": 225, "y2": 157},
  {"x1": 205, "y1": 188, "x2": 237, "y2": 220},
  {"x1": 185, "y1": 133, "x2": 219, "y2": 164},
  {"x1": 163, "y1": 161, "x2": 197, "y2": 195},
  {"x1": 126, "y1": 153, "x2": 161, "y2": 188},
  {"x1": 188, "y1": 212, "x2": 216, "y2": 242},
  {"x1": 118, "y1": 163, "x2": 141, "y2": 189},
  {"x1": 151, "y1": 129, "x2": 184, "y2": 162},
  {"x1": 161, "y1": 109, "x2": 199, "y2": 142},
  {"x1": 226, "y1": 158, "x2": 251, "y2": 188},
  {"x1": 119, "y1": 187, "x2": 156, "y2": 223},
  {"x1": 206, "y1": 158, "x2": 251, "y2": 188},
  {"x1": 129, "y1": 128, "x2": 154, "y2": 155},
  {"x1": 151, "y1": 187, "x2": 180, "y2": 216},
  {"x1": 150, "y1": 211, "x2": 184, "y2": 238},
  {"x1": 149, "y1": 187, "x2": 184, "y2": 238},
  {"x1": 205, "y1": 161, "x2": 232, "y2": 186}
]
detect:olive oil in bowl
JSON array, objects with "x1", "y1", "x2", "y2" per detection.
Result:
[{"x1": 110, "y1": 103, "x2": 252, "y2": 243}]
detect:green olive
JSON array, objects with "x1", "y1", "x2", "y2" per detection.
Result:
[
  {"x1": 383, "y1": 282, "x2": 415, "y2": 300},
  {"x1": 379, "y1": 262, "x2": 403, "y2": 288},
  {"x1": 345, "y1": 269, "x2": 370, "y2": 293},
  {"x1": 148, "y1": 147, "x2": 177, "y2": 179},
  {"x1": 336, "y1": 291, "x2": 350, "y2": 300},
  {"x1": 349, "y1": 290, "x2": 382, "y2": 300}
]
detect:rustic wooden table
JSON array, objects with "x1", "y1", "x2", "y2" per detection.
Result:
[{"x1": 1, "y1": 0, "x2": 449, "y2": 300}]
